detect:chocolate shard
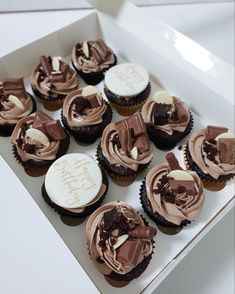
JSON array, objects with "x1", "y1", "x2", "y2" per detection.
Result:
[
  {"x1": 134, "y1": 134, "x2": 149, "y2": 153},
  {"x1": 115, "y1": 120, "x2": 132, "y2": 152},
  {"x1": 116, "y1": 240, "x2": 142, "y2": 266},
  {"x1": 2, "y1": 78, "x2": 28, "y2": 100},
  {"x1": 85, "y1": 94, "x2": 100, "y2": 108},
  {"x1": 127, "y1": 113, "x2": 146, "y2": 137},
  {"x1": 43, "y1": 120, "x2": 67, "y2": 141},
  {"x1": 205, "y1": 125, "x2": 228, "y2": 141},
  {"x1": 90, "y1": 46, "x2": 103, "y2": 65},
  {"x1": 50, "y1": 72, "x2": 65, "y2": 83},
  {"x1": 40, "y1": 56, "x2": 52, "y2": 77},
  {"x1": 129, "y1": 226, "x2": 157, "y2": 239},
  {"x1": 169, "y1": 179, "x2": 197, "y2": 195},
  {"x1": 166, "y1": 152, "x2": 182, "y2": 170},
  {"x1": 32, "y1": 111, "x2": 52, "y2": 130},
  {"x1": 219, "y1": 138, "x2": 235, "y2": 164}
]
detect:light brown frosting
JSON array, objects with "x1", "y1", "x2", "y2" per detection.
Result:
[
  {"x1": 145, "y1": 163, "x2": 204, "y2": 225},
  {"x1": 62, "y1": 89, "x2": 107, "y2": 127},
  {"x1": 86, "y1": 201, "x2": 153, "y2": 275},
  {"x1": 188, "y1": 128, "x2": 235, "y2": 180},
  {"x1": 0, "y1": 82, "x2": 34, "y2": 125},
  {"x1": 101, "y1": 122, "x2": 153, "y2": 171},
  {"x1": 142, "y1": 97, "x2": 190, "y2": 135},
  {"x1": 31, "y1": 57, "x2": 78, "y2": 97},
  {"x1": 11, "y1": 113, "x2": 60, "y2": 162},
  {"x1": 72, "y1": 41, "x2": 115, "y2": 73}
]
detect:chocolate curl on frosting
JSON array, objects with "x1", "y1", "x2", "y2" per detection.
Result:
[
  {"x1": 116, "y1": 240, "x2": 142, "y2": 266},
  {"x1": 205, "y1": 125, "x2": 228, "y2": 141},
  {"x1": 115, "y1": 113, "x2": 149, "y2": 153},
  {"x1": 40, "y1": 56, "x2": 52, "y2": 77},
  {"x1": 32, "y1": 111, "x2": 66, "y2": 141},
  {"x1": 2, "y1": 78, "x2": 28, "y2": 100},
  {"x1": 166, "y1": 152, "x2": 182, "y2": 170},
  {"x1": 129, "y1": 226, "x2": 157, "y2": 239},
  {"x1": 219, "y1": 138, "x2": 235, "y2": 164}
]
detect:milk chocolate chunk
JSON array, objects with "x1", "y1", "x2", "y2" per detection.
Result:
[
  {"x1": 129, "y1": 226, "x2": 157, "y2": 239},
  {"x1": 128, "y1": 113, "x2": 146, "y2": 137},
  {"x1": 60, "y1": 63, "x2": 70, "y2": 76},
  {"x1": 90, "y1": 47, "x2": 103, "y2": 65},
  {"x1": 205, "y1": 126, "x2": 228, "y2": 141},
  {"x1": 169, "y1": 179, "x2": 197, "y2": 195},
  {"x1": 117, "y1": 240, "x2": 142, "y2": 266},
  {"x1": 85, "y1": 94, "x2": 100, "y2": 108},
  {"x1": 219, "y1": 138, "x2": 235, "y2": 164},
  {"x1": 166, "y1": 152, "x2": 182, "y2": 171},
  {"x1": 134, "y1": 134, "x2": 149, "y2": 153},
  {"x1": 50, "y1": 72, "x2": 65, "y2": 83},
  {"x1": 115, "y1": 120, "x2": 132, "y2": 152},
  {"x1": 2, "y1": 78, "x2": 27, "y2": 100},
  {"x1": 40, "y1": 56, "x2": 52, "y2": 77},
  {"x1": 32, "y1": 111, "x2": 52, "y2": 130},
  {"x1": 43, "y1": 120, "x2": 66, "y2": 141}
]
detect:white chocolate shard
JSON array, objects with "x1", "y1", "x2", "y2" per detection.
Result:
[
  {"x1": 52, "y1": 56, "x2": 61, "y2": 72},
  {"x1": 26, "y1": 128, "x2": 49, "y2": 145},
  {"x1": 113, "y1": 234, "x2": 129, "y2": 250},
  {"x1": 82, "y1": 41, "x2": 89, "y2": 58},
  {"x1": 130, "y1": 146, "x2": 138, "y2": 160},
  {"x1": 168, "y1": 170, "x2": 194, "y2": 181},
  {"x1": 215, "y1": 132, "x2": 235, "y2": 141},
  {"x1": 8, "y1": 95, "x2": 24, "y2": 110},
  {"x1": 153, "y1": 90, "x2": 173, "y2": 104}
]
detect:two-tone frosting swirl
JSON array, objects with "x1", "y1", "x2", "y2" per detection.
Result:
[
  {"x1": 31, "y1": 56, "x2": 78, "y2": 98},
  {"x1": 72, "y1": 39, "x2": 115, "y2": 73},
  {"x1": 86, "y1": 201, "x2": 154, "y2": 275},
  {"x1": 62, "y1": 87, "x2": 107, "y2": 128},
  {"x1": 145, "y1": 163, "x2": 204, "y2": 225},
  {"x1": 0, "y1": 78, "x2": 34, "y2": 125},
  {"x1": 188, "y1": 128, "x2": 235, "y2": 180}
]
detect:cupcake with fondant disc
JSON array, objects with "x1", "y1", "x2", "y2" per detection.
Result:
[
  {"x1": 31, "y1": 55, "x2": 79, "y2": 111},
  {"x1": 61, "y1": 85, "x2": 112, "y2": 144},
  {"x1": 140, "y1": 152, "x2": 204, "y2": 234},
  {"x1": 97, "y1": 113, "x2": 153, "y2": 186},
  {"x1": 42, "y1": 153, "x2": 109, "y2": 225},
  {"x1": 11, "y1": 111, "x2": 70, "y2": 176},
  {"x1": 184, "y1": 125, "x2": 235, "y2": 191},
  {"x1": 0, "y1": 78, "x2": 36, "y2": 136},
  {"x1": 142, "y1": 90, "x2": 193, "y2": 150},
  {"x1": 72, "y1": 39, "x2": 117, "y2": 85},
  {"x1": 104, "y1": 63, "x2": 151, "y2": 116},
  {"x1": 86, "y1": 201, "x2": 156, "y2": 287}
]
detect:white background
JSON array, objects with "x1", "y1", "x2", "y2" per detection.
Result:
[{"x1": 0, "y1": 1, "x2": 234, "y2": 294}]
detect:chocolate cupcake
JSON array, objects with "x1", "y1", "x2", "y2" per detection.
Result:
[
  {"x1": 0, "y1": 78, "x2": 36, "y2": 136},
  {"x1": 72, "y1": 39, "x2": 116, "y2": 85},
  {"x1": 140, "y1": 152, "x2": 205, "y2": 234},
  {"x1": 184, "y1": 125, "x2": 235, "y2": 191},
  {"x1": 61, "y1": 86, "x2": 112, "y2": 144},
  {"x1": 97, "y1": 113, "x2": 153, "y2": 186},
  {"x1": 31, "y1": 56, "x2": 79, "y2": 111},
  {"x1": 142, "y1": 90, "x2": 193, "y2": 150},
  {"x1": 42, "y1": 153, "x2": 109, "y2": 226},
  {"x1": 86, "y1": 201, "x2": 156, "y2": 287},
  {"x1": 11, "y1": 111, "x2": 70, "y2": 176},
  {"x1": 104, "y1": 63, "x2": 151, "y2": 116}
]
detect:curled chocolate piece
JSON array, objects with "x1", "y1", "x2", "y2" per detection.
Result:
[
  {"x1": 166, "y1": 152, "x2": 182, "y2": 170},
  {"x1": 129, "y1": 226, "x2": 157, "y2": 239},
  {"x1": 219, "y1": 138, "x2": 235, "y2": 164},
  {"x1": 205, "y1": 125, "x2": 228, "y2": 141}
]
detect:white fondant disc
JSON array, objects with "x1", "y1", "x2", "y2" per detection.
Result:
[
  {"x1": 104, "y1": 63, "x2": 149, "y2": 97},
  {"x1": 45, "y1": 153, "x2": 102, "y2": 209}
]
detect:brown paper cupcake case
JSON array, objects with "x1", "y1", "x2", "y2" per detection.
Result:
[{"x1": 32, "y1": 87, "x2": 65, "y2": 111}]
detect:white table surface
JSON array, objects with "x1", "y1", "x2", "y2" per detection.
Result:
[{"x1": 0, "y1": 2, "x2": 234, "y2": 294}]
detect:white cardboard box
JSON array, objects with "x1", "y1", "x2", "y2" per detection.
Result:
[{"x1": 0, "y1": 1, "x2": 234, "y2": 293}]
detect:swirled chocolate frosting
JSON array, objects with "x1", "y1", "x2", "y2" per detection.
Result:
[
  {"x1": 145, "y1": 153, "x2": 204, "y2": 225},
  {"x1": 0, "y1": 78, "x2": 34, "y2": 125},
  {"x1": 101, "y1": 113, "x2": 153, "y2": 171},
  {"x1": 142, "y1": 96, "x2": 190, "y2": 135},
  {"x1": 31, "y1": 56, "x2": 79, "y2": 98},
  {"x1": 86, "y1": 201, "x2": 156, "y2": 275},
  {"x1": 72, "y1": 39, "x2": 115, "y2": 73},
  {"x1": 11, "y1": 111, "x2": 67, "y2": 162},
  {"x1": 62, "y1": 87, "x2": 107, "y2": 128},
  {"x1": 188, "y1": 126, "x2": 235, "y2": 180}
]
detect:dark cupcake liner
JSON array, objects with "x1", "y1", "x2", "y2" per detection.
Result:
[
  {"x1": 72, "y1": 55, "x2": 117, "y2": 86},
  {"x1": 96, "y1": 142, "x2": 151, "y2": 179},
  {"x1": 139, "y1": 180, "x2": 190, "y2": 230},
  {"x1": 42, "y1": 170, "x2": 109, "y2": 218},
  {"x1": 104, "y1": 82, "x2": 151, "y2": 107},
  {"x1": 0, "y1": 93, "x2": 37, "y2": 137},
  {"x1": 146, "y1": 112, "x2": 194, "y2": 150},
  {"x1": 61, "y1": 102, "x2": 113, "y2": 144},
  {"x1": 183, "y1": 142, "x2": 235, "y2": 184},
  {"x1": 12, "y1": 132, "x2": 70, "y2": 171}
]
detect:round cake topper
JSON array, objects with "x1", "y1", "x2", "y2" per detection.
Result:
[
  {"x1": 105, "y1": 63, "x2": 149, "y2": 97},
  {"x1": 45, "y1": 153, "x2": 102, "y2": 209}
]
